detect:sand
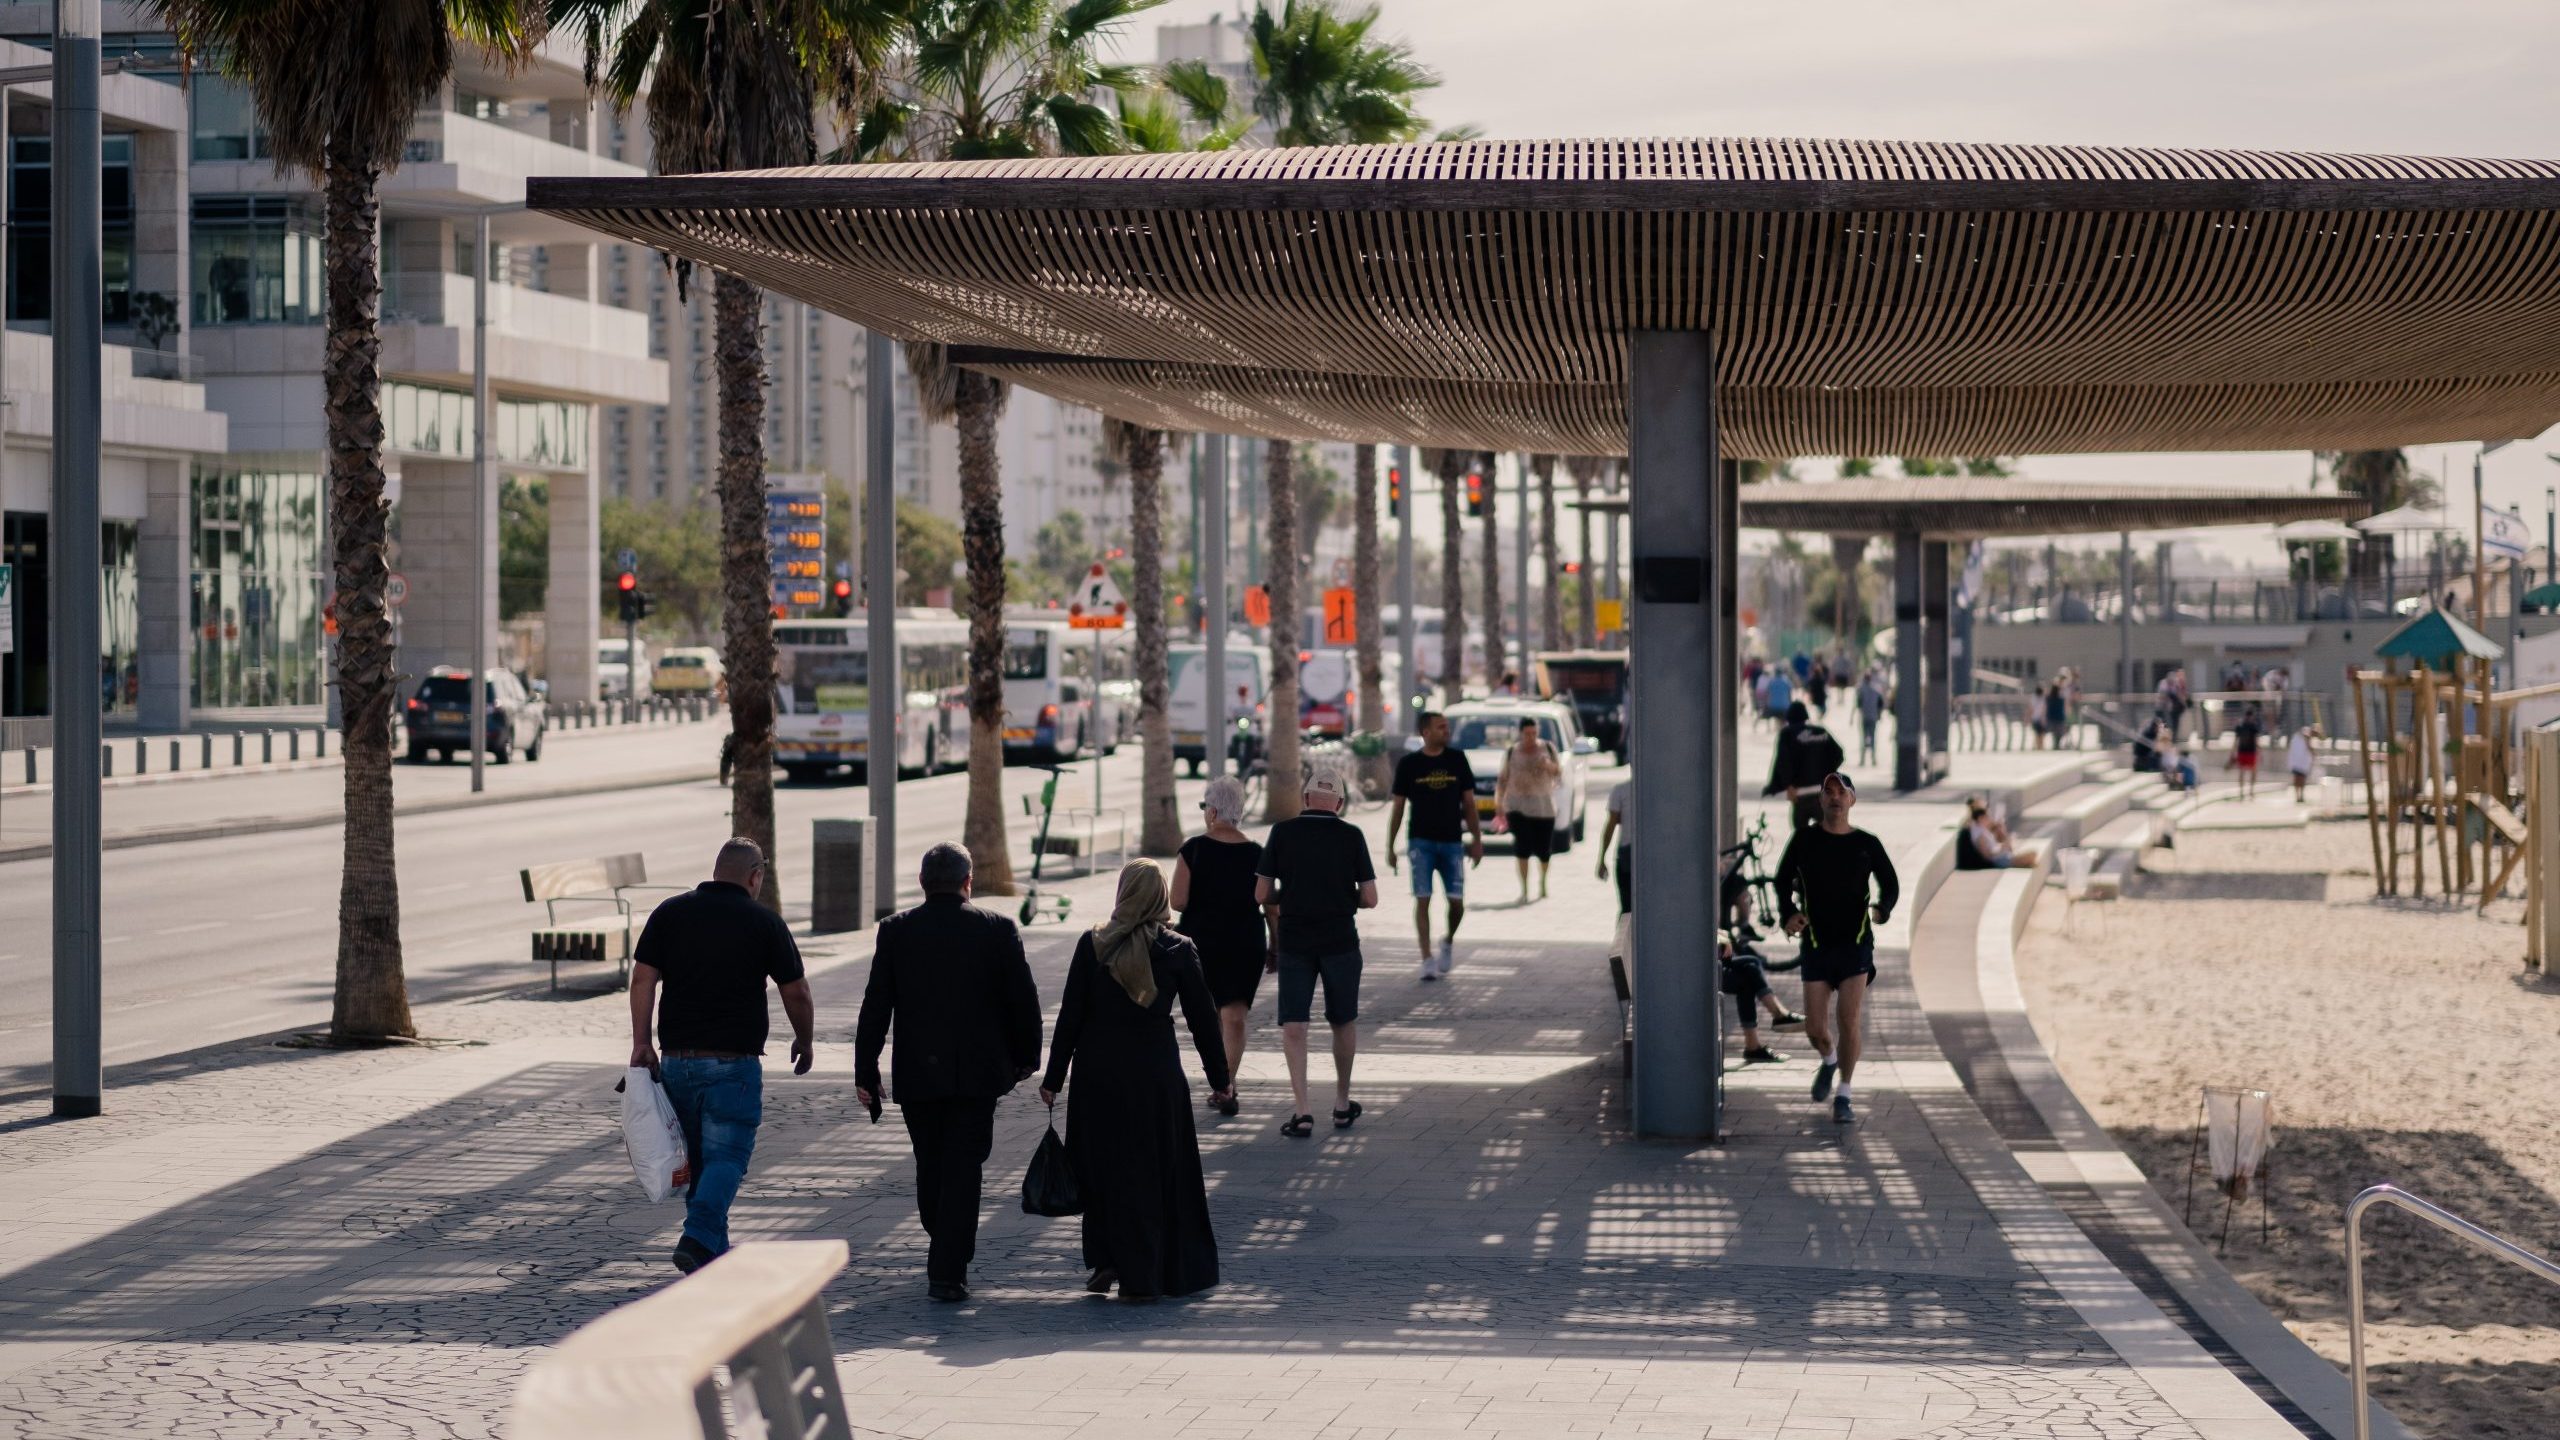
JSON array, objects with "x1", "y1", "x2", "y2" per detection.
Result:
[{"x1": 2015, "y1": 815, "x2": 2560, "y2": 1439}]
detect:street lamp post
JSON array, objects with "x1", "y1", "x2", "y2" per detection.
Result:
[
  {"x1": 1394, "y1": 443, "x2": 1415, "y2": 742},
  {"x1": 470, "y1": 211, "x2": 491, "y2": 794},
  {"x1": 50, "y1": 0, "x2": 103, "y2": 1119},
  {"x1": 864, "y1": 328, "x2": 896, "y2": 920},
  {"x1": 1203, "y1": 435, "x2": 1228, "y2": 780}
]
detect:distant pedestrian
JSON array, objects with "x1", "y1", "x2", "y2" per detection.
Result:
[
  {"x1": 1774, "y1": 773, "x2": 1898, "y2": 1125},
  {"x1": 1495, "y1": 670, "x2": 1521, "y2": 698},
  {"x1": 1595, "y1": 776, "x2": 1633, "y2": 915},
  {"x1": 2228, "y1": 703, "x2": 2265, "y2": 800},
  {"x1": 1806, "y1": 666, "x2": 1829, "y2": 714},
  {"x1": 1258, "y1": 775, "x2": 1381, "y2": 1138},
  {"x1": 1387, "y1": 710, "x2": 1484, "y2": 978},
  {"x1": 1496, "y1": 721, "x2": 1563, "y2": 902},
  {"x1": 1764, "y1": 701, "x2": 1844, "y2": 830},
  {"x1": 1040, "y1": 860, "x2": 1231, "y2": 1303},
  {"x1": 855, "y1": 842, "x2": 1043, "y2": 1303},
  {"x1": 1172, "y1": 775, "x2": 1273, "y2": 1116},
  {"x1": 628, "y1": 837, "x2": 814, "y2": 1274},
  {"x1": 2039, "y1": 679, "x2": 2069, "y2": 749},
  {"x1": 2289, "y1": 721, "x2": 2323, "y2": 803},
  {"x1": 1856, "y1": 672, "x2": 1885, "y2": 764}
]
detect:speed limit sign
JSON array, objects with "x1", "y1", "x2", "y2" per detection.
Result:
[{"x1": 385, "y1": 572, "x2": 409, "y2": 608}]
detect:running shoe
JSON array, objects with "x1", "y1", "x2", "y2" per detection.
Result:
[
  {"x1": 1435, "y1": 939, "x2": 1454, "y2": 977},
  {"x1": 1832, "y1": 1094, "x2": 1855, "y2": 1125},
  {"x1": 1741, "y1": 1046, "x2": 1785, "y2": 1064},
  {"x1": 1811, "y1": 1060, "x2": 1837, "y2": 1103},
  {"x1": 1770, "y1": 1009, "x2": 1806, "y2": 1030}
]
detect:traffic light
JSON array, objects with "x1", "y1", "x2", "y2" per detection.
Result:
[
  {"x1": 1465, "y1": 471, "x2": 1486, "y2": 518},
  {"x1": 616, "y1": 570, "x2": 641, "y2": 624},
  {"x1": 1560, "y1": 560, "x2": 1582, "y2": 576},
  {"x1": 831, "y1": 577, "x2": 855, "y2": 617},
  {"x1": 1387, "y1": 465, "x2": 1404, "y2": 519}
]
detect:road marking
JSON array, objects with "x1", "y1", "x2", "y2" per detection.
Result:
[
  {"x1": 154, "y1": 921, "x2": 227, "y2": 936},
  {"x1": 269, "y1": 906, "x2": 314, "y2": 919}
]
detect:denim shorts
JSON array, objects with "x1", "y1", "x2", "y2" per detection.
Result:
[
  {"x1": 1408, "y1": 838, "x2": 1467, "y2": 898},
  {"x1": 1276, "y1": 949, "x2": 1363, "y2": 1025}
]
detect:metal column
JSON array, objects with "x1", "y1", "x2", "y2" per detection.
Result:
[
  {"x1": 1626, "y1": 330, "x2": 1720, "y2": 1140},
  {"x1": 1513, "y1": 456, "x2": 1530, "y2": 682},
  {"x1": 1924, "y1": 540, "x2": 1950, "y2": 774},
  {"x1": 469, "y1": 211, "x2": 490, "y2": 794},
  {"x1": 864, "y1": 329, "x2": 898, "y2": 919},
  {"x1": 1717, "y1": 459, "x2": 1739, "y2": 870},
  {"x1": 2117, "y1": 531, "x2": 2134, "y2": 695},
  {"x1": 50, "y1": 1, "x2": 102, "y2": 1118},
  {"x1": 1203, "y1": 436, "x2": 1229, "y2": 779},
  {"x1": 1893, "y1": 532, "x2": 1923, "y2": 793},
  {"x1": 1394, "y1": 443, "x2": 1416, "y2": 741}
]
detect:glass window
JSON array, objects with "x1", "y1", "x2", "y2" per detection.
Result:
[
  {"x1": 191, "y1": 75, "x2": 268, "y2": 161},
  {"x1": 191, "y1": 195, "x2": 323, "y2": 325},
  {"x1": 189, "y1": 462, "x2": 325, "y2": 710}
]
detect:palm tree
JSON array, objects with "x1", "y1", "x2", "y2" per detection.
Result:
[
  {"x1": 151, "y1": 0, "x2": 543, "y2": 1041},
  {"x1": 1352, "y1": 443, "x2": 1387, "y2": 793},
  {"x1": 1242, "y1": 0, "x2": 1432, "y2": 819},
  {"x1": 1479, "y1": 453, "x2": 1503, "y2": 688},
  {"x1": 2322, "y1": 449, "x2": 2433, "y2": 513},
  {"x1": 1109, "y1": 421, "x2": 1184, "y2": 854},
  {"x1": 560, "y1": 0, "x2": 902, "y2": 910},
  {"x1": 1533, "y1": 453, "x2": 1562, "y2": 651},
  {"x1": 1565, "y1": 455, "x2": 1601, "y2": 645},
  {"x1": 900, "y1": 0, "x2": 1156, "y2": 885},
  {"x1": 1428, "y1": 448, "x2": 1471, "y2": 702}
]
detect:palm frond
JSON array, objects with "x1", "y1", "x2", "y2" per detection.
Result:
[
  {"x1": 906, "y1": 339, "x2": 960, "y2": 424},
  {"x1": 1159, "y1": 58, "x2": 1229, "y2": 125}
]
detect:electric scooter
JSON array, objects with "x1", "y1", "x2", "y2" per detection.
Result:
[{"x1": 1017, "y1": 763, "x2": 1077, "y2": 927}]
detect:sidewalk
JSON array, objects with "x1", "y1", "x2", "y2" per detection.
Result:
[{"x1": 0, "y1": 747, "x2": 2308, "y2": 1439}]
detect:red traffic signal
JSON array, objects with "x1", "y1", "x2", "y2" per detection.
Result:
[
  {"x1": 617, "y1": 571, "x2": 638, "y2": 593},
  {"x1": 1465, "y1": 472, "x2": 1486, "y2": 517},
  {"x1": 1386, "y1": 465, "x2": 1405, "y2": 517},
  {"x1": 832, "y1": 579, "x2": 853, "y2": 600},
  {"x1": 1561, "y1": 560, "x2": 1582, "y2": 575}
]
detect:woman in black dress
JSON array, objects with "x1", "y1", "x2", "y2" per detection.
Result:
[
  {"x1": 1170, "y1": 774, "x2": 1272, "y2": 1117},
  {"x1": 1040, "y1": 861, "x2": 1232, "y2": 1302}
]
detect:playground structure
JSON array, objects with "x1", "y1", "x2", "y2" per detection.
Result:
[{"x1": 2342, "y1": 608, "x2": 2560, "y2": 966}]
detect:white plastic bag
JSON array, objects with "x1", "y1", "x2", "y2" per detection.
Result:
[{"x1": 621, "y1": 1066, "x2": 689, "y2": 1203}]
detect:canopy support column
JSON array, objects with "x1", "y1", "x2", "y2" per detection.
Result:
[
  {"x1": 2118, "y1": 531, "x2": 2135, "y2": 695},
  {"x1": 1627, "y1": 330, "x2": 1721, "y2": 1141},
  {"x1": 1925, "y1": 540, "x2": 1951, "y2": 777},
  {"x1": 1204, "y1": 437, "x2": 1229, "y2": 779},
  {"x1": 1894, "y1": 532, "x2": 1923, "y2": 793}
]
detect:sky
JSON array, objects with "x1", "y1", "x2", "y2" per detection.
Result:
[{"x1": 1111, "y1": 0, "x2": 2560, "y2": 567}]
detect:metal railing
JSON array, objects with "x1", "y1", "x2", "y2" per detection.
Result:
[
  {"x1": 2345, "y1": 1183, "x2": 2560, "y2": 1440},
  {"x1": 512, "y1": 1239, "x2": 853, "y2": 1440}
]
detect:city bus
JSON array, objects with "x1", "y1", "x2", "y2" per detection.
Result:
[
  {"x1": 1001, "y1": 617, "x2": 1130, "y2": 761},
  {"x1": 772, "y1": 613, "x2": 968, "y2": 783}
]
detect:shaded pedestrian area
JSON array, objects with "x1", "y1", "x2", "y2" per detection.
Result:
[{"x1": 0, "y1": 749, "x2": 2302, "y2": 1437}]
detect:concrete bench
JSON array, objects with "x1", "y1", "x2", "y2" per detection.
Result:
[{"x1": 520, "y1": 853, "x2": 684, "y2": 990}]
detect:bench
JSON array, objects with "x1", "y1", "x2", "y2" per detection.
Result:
[{"x1": 520, "y1": 853, "x2": 685, "y2": 990}]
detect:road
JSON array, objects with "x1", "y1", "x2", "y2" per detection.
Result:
[{"x1": 0, "y1": 729, "x2": 1234, "y2": 1091}]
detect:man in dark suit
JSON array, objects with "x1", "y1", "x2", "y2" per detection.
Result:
[{"x1": 856, "y1": 841, "x2": 1043, "y2": 1302}]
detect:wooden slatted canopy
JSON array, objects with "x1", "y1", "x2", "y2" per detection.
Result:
[
  {"x1": 1576, "y1": 476, "x2": 2370, "y2": 539},
  {"x1": 528, "y1": 138, "x2": 2560, "y2": 456}
]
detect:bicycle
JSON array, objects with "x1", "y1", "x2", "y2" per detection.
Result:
[{"x1": 1720, "y1": 814, "x2": 1801, "y2": 972}]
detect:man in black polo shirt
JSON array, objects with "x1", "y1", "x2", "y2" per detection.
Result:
[
  {"x1": 1386, "y1": 710, "x2": 1484, "y2": 979},
  {"x1": 630, "y1": 837, "x2": 814, "y2": 1273},
  {"x1": 1256, "y1": 775, "x2": 1379, "y2": 1138}
]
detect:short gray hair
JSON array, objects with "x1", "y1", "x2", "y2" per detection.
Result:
[
  {"x1": 919, "y1": 841, "x2": 973, "y2": 895},
  {"x1": 1200, "y1": 775, "x2": 1248, "y2": 828},
  {"x1": 713, "y1": 837, "x2": 764, "y2": 882}
]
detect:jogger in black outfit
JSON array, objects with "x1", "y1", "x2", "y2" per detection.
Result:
[{"x1": 1773, "y1": 772, "x2": 1898, "y2": 1124}]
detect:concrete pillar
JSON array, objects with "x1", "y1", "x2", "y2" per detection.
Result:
[
  {"x1": 1717, "y1": 458, "x2": 1739, "y2": 866},
  {"x1": 391, "y1": 457, "x2": 492, "y2": 689},
  {"x1": 126, "y1": 126, "x2": 186, "y2": 369},
  {"x1": 1924, "y1": 539, "x2": 1950, "y2": 773},
  {"x1": 1627, "y1": 330, "x2": 1720, "y2": 1140},
  {"x1": 1894, "y1": 531, "x2": 1923, "y2": 792},
  {"x1": 546, "y1": 445, "x2": 601, "y2": 703},
  {"x1": 134, "y1": 458, "x2": 188, "y2": 731},
  {"x1": 2117, "y1": 531, "x2": 2134, "y2": 695}
]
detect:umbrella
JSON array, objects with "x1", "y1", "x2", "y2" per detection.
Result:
[
  {"x1": 2272, "y1": 519, "x2": 2360, "y2": 543},
  {"x1": 2355, "y1": 504, "x2": 2457, "y2": 536},
  {"x1": 2524, "y1": 582, "x2": 2560, "y2": 612}
]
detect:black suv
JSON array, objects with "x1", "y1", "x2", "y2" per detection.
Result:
[{"x1": 404, "y1": 666, "x2": 547, "y2": 764}]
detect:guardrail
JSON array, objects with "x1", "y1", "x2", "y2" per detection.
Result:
[
  {"x1": 511, "y1": 1239, "x2": 853, "y2": 1440},
  {"x1": 2345, "y1": 1183, "x2": 2560, "y2": 1440}
]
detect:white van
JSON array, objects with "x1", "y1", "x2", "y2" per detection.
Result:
[
  {"x1": 1168, "y1": 641, "x2": 1270, "y2": 775},
  {"x1": 596, "y1": 636, "x2": 649, "y2": 699}
]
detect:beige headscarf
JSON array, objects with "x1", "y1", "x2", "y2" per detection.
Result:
[{"x1": 1093, "y1": 860, "x2": 1171, "y2": 1006}]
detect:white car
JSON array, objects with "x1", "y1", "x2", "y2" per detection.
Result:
[{"x1": 1441, "y1": 699, "x2": 1599, "y2": 849}]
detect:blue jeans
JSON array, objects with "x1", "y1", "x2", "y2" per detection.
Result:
[
  {"x1": 1408, "y1": 838, "x2": 1467, "y2": 898},
  {"x1": 659, "y1": 1056, "x2": 763, "y2": 1256}
]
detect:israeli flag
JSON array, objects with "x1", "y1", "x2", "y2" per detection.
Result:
[{"x1": 2485, "y1": 504, "x2": 2531, "y2": 561}]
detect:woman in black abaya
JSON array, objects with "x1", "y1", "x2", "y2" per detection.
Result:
[{"x1": 1040, "y1": 860, "x2": 1233, "y2": 1301}]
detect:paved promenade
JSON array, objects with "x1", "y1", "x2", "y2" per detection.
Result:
[{"x1": 0, "y1": 741, "x2": 2307, "y2": 1438}]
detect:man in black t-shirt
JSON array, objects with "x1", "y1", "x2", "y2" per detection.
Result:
[
  {"x1": 1257, "y1": 775, "x2": 1380, "y2": 1137},
  {"x1": 630, "y1": 837, "x2": 813, "y2": 1273},
  {"x1": 1773, "y1": 774, "x2": 1898, "y2": 1127},
  {"x1": 2229, "y1": 703, "x2": 2264, "y2": 801},
  {"x1": 1386, "y1": 711, "x2": 1485, "y2": 979}
]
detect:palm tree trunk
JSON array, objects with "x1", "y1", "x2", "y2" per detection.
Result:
[
  {"x1": 1128, "y1": 428, "x2": 1182, "y2": 855},
  {"x1": 1437, "y1": 452, "x2": 1465, "y2": 703},
  {"x1": 1352, "y1": 443, "x2": 1386, "y2": 794},
  {"x1": 957, "y1": 370, "x2": 1016, "y2": 892},
  {"x1": 1480, "y1": 457, "x2": 1503, "y2": 689},
  {"x1": 1263, "y1": 439, "x2": 1303, "y2": 821},
  {"x1": 1536, "y1": 454, "x2": 1562, "y2": 651},
  {"x1": 1569, "y1": 456, "x2": 1598, "y2": 646},
  {"x1": 1830, "y1": 535, "x2": 1868, "y2": 644},
  {"x1": 323, "y1": 145, "x2": 411, "y2": 1042},
  {"x1": 714, "y1": 274, "x2": 780, "y2": 909}
]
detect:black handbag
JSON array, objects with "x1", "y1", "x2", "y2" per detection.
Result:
[{"x1": 1021, "y1": 1108, "x2": 1082, "y2": 1217}]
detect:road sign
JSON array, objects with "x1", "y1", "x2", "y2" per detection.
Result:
[
  {"x1": 616, "y1": 547, "x2": 638, "y2": 574},
  {"x1": 1243, "y1": 584, "x2": 1271, "y2": 627},
  {"x1": 1322, "y1": 586, "x2": 1356, "y2": 644},
  {"x1": 0, "y1": 562, "x2": 12, "y2": 656},
  {"x1": 385, "y1": 572, "x2": 409, "y2": 609},
  {"x1": 1067, "y1": 562, "x2": 1127, "y2": 630},
  {"x1": 1596, "y1": 598, "x2": 1624, "y2": 632}
]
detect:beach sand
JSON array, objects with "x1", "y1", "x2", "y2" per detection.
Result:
[{"x1": 2015, "y1": 814, "x2": 2560, "y2": 1439}]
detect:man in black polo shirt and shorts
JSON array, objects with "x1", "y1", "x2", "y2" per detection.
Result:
[
  {"x1": 1773, "y1": 773, "x2": 1898, "y2": 1125},
  {"x1": 1257, "y1": 775, "x2": 1380, "y2": 1138},
  {"x1": 1386, "y1": 711, "x2": 1485, "y2": 979}
]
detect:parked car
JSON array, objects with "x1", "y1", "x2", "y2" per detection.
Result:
[
  {"x1": 597, "y1": 637, "x2": 649, "y2": 700},
  {"x1": 652, "y1": 646, "x2": 724, "y2": 696},
  {"x1": 1440, "y1": 699, "x2": 1598, "y2": 848},
  {"x1": 403, "y1": 666, "x2": 547, "y2": 764}
]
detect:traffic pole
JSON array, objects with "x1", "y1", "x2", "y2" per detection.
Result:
[{"x1": 50, "y1": 0, "x2": 102, "y2": 1118}]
